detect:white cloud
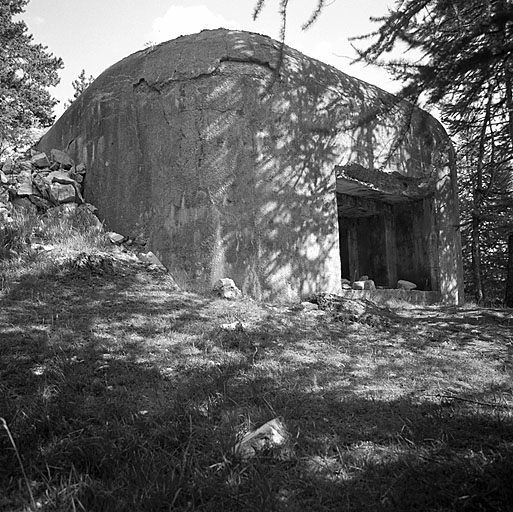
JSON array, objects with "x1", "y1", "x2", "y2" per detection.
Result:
[{"x1": 147, "y1": 5, "x2": 240, "y2": 44}]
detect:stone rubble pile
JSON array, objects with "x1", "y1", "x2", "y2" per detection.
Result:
[
  {"x1": 0, "y1": 148, "x2": 87, "y2": 222},
  {"x1": 308, "y1": 292, "x2": 399, "y2": 326},
  {"x1": 0, "y1": 149, "x2": 172, "y2": 277},
  {"x1": 342, "y1": 276, "x2": 418, "y2": 291}
]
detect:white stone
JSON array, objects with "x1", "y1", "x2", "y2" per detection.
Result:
[
  {"x1": 16, "y1": 180, "x2": 34, "y2": 196},
  {"x1": 107, "y1": 232, "x2": 126, "y2": 244},
  {"x1": 48, "y1": 170, "x2": 76, "y2": 184},
  {"x1": 353, "y1": 279, "x2": 376, "y2": 290},
  {"x1": 138, "y1": 251, "x2": 164, "y2": 266},
  {"x1": 49, "y1": 182, "x2": 76, "y2": 203},
  {"x1": 212, "y1": 278, "x2": 242, "y2": 299},
  {"x1": 219, "y1": 321, "x2": 246, "y2": 331},
  {"x1": 397, "y1": 279, "x2": 417, "y2": 290},
  {"x1": 233, "y1": 418, "x2": 288, "y2": 459}
]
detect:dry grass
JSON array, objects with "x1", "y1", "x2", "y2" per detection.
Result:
[{"x1": 1, "y1": 212, "x2": 512, "y2": 511}]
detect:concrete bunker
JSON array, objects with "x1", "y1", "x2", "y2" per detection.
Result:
[{"x1": 37, "y1": 29, "x2": 464, "y2": 304}]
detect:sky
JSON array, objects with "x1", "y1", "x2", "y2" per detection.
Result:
[{"x1": 21, "y1": 0, "x2": 397, "y2": 118}]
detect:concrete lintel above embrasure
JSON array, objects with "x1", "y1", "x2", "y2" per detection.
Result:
[{"x1": 335, "y1": 164, "x2": 434, "y2": 203}]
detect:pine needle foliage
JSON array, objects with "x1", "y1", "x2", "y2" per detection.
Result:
[{"x1": 0, "y1": 0, "x2": 63, "y2": 154}]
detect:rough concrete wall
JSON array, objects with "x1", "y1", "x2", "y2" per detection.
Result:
[{"x1": 37, "y1": 29, "x2": 463, "y2": 302}]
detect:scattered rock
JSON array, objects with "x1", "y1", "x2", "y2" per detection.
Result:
[
  {"x1": 71, "y1": 172, "x2": 83, "y2": 184},
  {"x1": 107, "y1": 232, "x2": 126, "y2": 244},
  {"x1": 30, "y1": 243, "x2": 55, "y2": 252},
  {"x1": 48, "y1": 170, "x2": 75, "y2": 184},
  {"x1": 75, "y1": 163, "x2": 86, "y2": 174},
  {"x1": 16, "y1": 180, "x2": 35, "y2": 197},
  {"x1": 308, "y1": 292, "x2": 398, "y2": 326},
  {"x1": 50, "y1": 148, "x2": 74, "y2": 169},
  {"x1": 213, "y1": 278, "x2": 242, "y2": 299},
  {"x1": 397, "y1": 279, "x2": 417, "y2": 290},
  {"x1": 341, "y1": 278, "x2": 352, "y2": 289},
  {"x1": 300, "y1": 301, "x2": 319, "y2": 311},
  {"x1": 32, "y1": 173, "x2": 51, "y2": 199},
  {"x1": 219, "y1": 321, "x2": 246, "y2": 332},
  {"x1": 138, "y1": 251, "x2": 164, "y2": 266},
  {"x1": 31, "y1": 152, "x2": 50, "y2": 168},
  {"x1": 353, "y1": 279, "x2": 376, "y2": 290},
  {"x1": 2, "y1": 157, "x2": 15, "y2": 174},
  {"x1": 49, "y1": 182, "x2": 76, "y2": 203},
  {"x1": 233, "y1": 418, "x2": 288, "y2": 459}
]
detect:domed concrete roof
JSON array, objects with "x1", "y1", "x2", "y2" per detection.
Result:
[{"x1": 38, "y1": 29, "x2": 462, "y2": 302}]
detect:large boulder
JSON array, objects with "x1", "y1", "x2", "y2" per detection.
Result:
[{"x1": 37, "y1": 29, "x2": 464, "y2": 302}]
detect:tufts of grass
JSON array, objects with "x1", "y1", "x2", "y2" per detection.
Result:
[
  {"x1": 1, "y1": 204, "x2": 107, "y2": 260},
  {"x1": 0, "y1": 205, "x2": 109, "y2": 293},
  {"x1": 0, "y1": 208, "x2": 39, "y2": 259},
  {"x1": 36, "y1": 205, "x2": 108, "y2": 253}
]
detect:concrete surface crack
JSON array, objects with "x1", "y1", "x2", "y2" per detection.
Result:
[{"x1": 219, "y1": 56, "x2": 276, "y2": 72}]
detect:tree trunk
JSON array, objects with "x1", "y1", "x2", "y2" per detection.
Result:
[
  {"x1": 472, "y1": 213, "x2": 485, "y2": 303},
  {"x1": 470, "y1": 85, "x2": 495, "y2": 304},
  {"x1": 505, "y1": 233, "x2": 513, "y2": 307},
  {"x1": 503, "y1": 66, "x2": 513, "y2": 307}
]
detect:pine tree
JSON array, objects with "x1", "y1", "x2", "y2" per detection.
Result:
[
  {"x1": 64, "y1": 69, "x2": 94, "y2": 109},
  {"x1": 0, "y1": 0, "x2": 63, "y2": 154},
  {"x1": 355, "y1": 0, "x2": 513, "y2": 303}
]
